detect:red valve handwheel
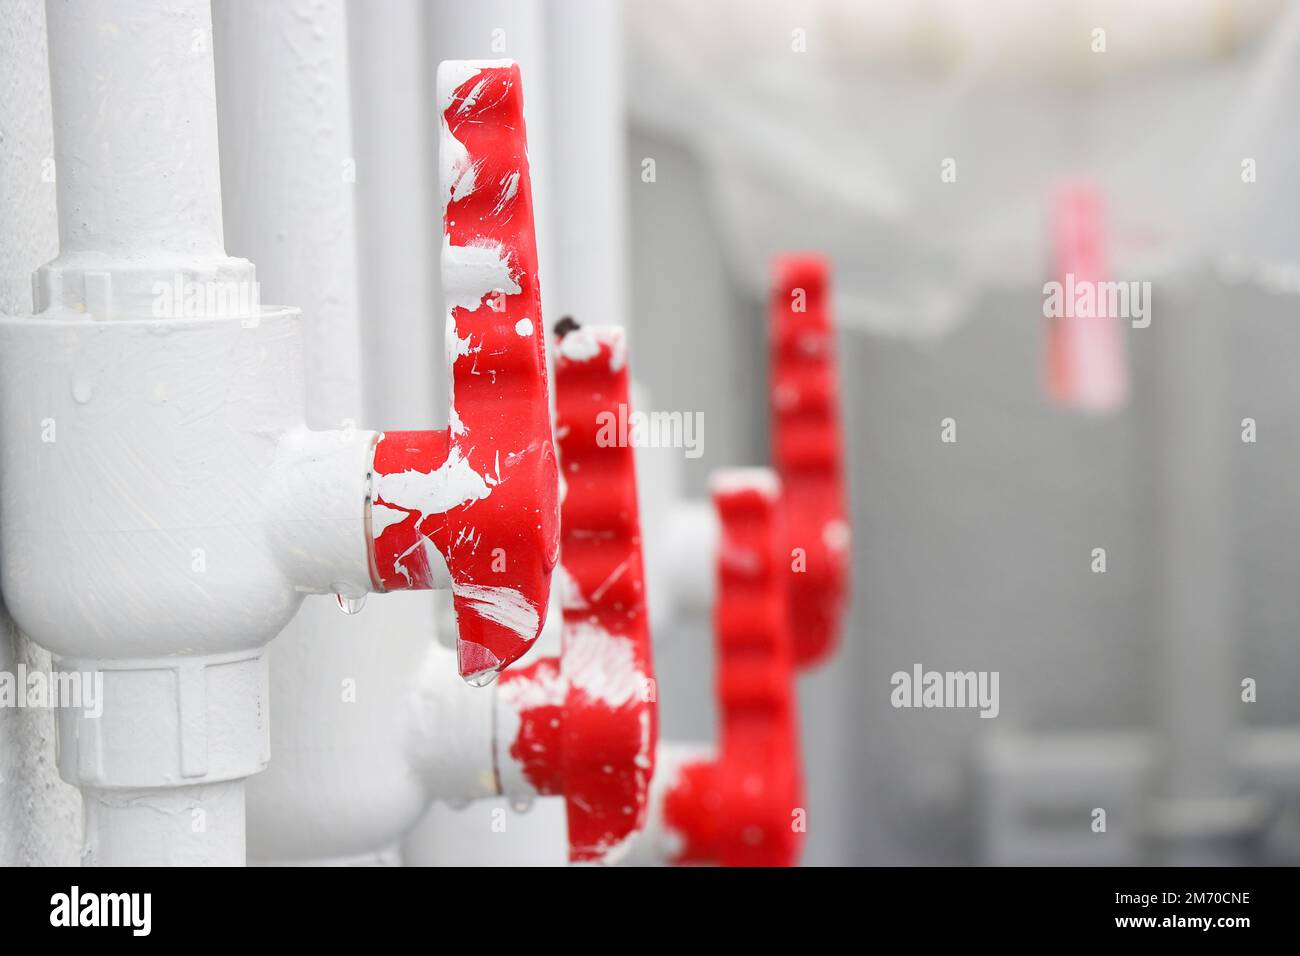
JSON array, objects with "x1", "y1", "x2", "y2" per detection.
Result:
[
  {"x1": 498, "y1": 324, "x2": 658, "y2": 862},
  {"x1": 1045, "y1": 183, "x2": 1127, "y2": 412},
  {"x1": 770, "y1": 254, "x2": 850, "y2": 667},
  {"x1": 368, "y1": 62, "x2": 560, "y2": 684},
  {"x1": 1047, "y1": 184, "x2": 1102, "y2": 403},
  {"x1": 664, "y1": 472, "x2": 804, "y2": 866}
]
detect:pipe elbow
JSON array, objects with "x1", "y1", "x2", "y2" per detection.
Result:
[{"x1": 263, "y1": 425, "x2": 378, "y2": 600}]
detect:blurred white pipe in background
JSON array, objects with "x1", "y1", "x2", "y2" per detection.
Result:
[
  {"x1": 543, "y1": 0, "x2": 630, "y2": 332},
  {"x1": 348, "y1": 0, "x2": 445, "y2": 431},
  {"x1": 215, "y1": 0, "x2": 365, "y2": 428}
]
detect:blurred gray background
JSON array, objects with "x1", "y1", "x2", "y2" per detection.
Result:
[{"x1": 629, "y1": 126, "x2": 1300, "y2": 864}]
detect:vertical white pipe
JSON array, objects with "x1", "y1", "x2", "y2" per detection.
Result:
[
  {"x1": 347, "y1": 0, "x2": 443, "y2": 429},
  {"x1": 212, "y1": 0, "x2": 363, "y2": 428},
  {"x1": 82, "y1": 783, "x2": 244, "y2": 866},
  {"x1": 543, "y1": 0, "x2": 630, "y2": 332},
  {"x1": 214, "y1": 0, "x2": 453, "y2": 864},
  {"x1": 0, "y1": 0, "x2": 82, "y2": 867},
  {"x1": 36, "y1": 0, "x2": 260, "y2": 867},
  {"x1": 45, "y1": 0, "x2": 227, "y2": 261},
  {"x1": 39, "y1": 0, "x2": 253, "y2": 320}
]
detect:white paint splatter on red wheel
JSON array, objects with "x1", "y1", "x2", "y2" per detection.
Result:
[
  {"x1": 368, "y1": 61, "x2": 560, "y2": 685},
  {"x1": 497, "y1": 325, "x2": 658, "y2": 863}
]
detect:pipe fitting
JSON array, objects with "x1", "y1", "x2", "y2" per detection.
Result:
[
  {"x1": 0, "y1": 307, "x2": 362, "y2": 663},
  {"x1": 266, "y1": 425, "x2": 379, "y2": 603}
]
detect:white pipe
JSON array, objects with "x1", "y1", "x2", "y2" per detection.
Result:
[
  {"x1": 82, "y1": 782, "x2": 244, "y2": 866},
  {"x1": 1, "y1": 0, "x2": 377, "y2": 866},
  {"x1": 213, "y1": 0, "x2": 364, "y2": 431},
  {"x1": 348, "y1": 0, "x2": 443, "y2": 429},
  {"x1": 0, "y1": 0, "x2": 82, "y2": 867},
  {"x1": 38, "y1": 0, "x2": 252, "y2": 318},
  {"x1": 245, "y1": 596, "x2": 440, "y2": 863},
  {"x1": 661, "y1": 500, "x2": 719, "y2": 614},
  {"x1": 542, "y1": 0, "x2": 629, "y2": 331},
  {"x1": 47, "y1": 1, "x2": 224, "y2": 259},
  {"x1": 212, "y1": 0, "x2": 449, "y2": 864}
]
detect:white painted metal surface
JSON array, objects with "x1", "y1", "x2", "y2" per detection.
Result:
[
  {"x1": 0, "y1": 0, "x2": 82, "y2": 868},
  {"x1": 349, "y1": 0, "x2": 445, "y2": 430},
  {"x1": 0, "y1": 0, "x2": 376, "y2": 865},
  {"x1": 542, "y1": 0, "x2": 630, "y2": 331}
]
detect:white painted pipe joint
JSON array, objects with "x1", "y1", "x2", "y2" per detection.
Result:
[
  {"x1": 0, "y1": 0, "x2": 378, "y2": 866},
  {"x1": 0, "y1": 305, "x2": 378, "y2": 861}
]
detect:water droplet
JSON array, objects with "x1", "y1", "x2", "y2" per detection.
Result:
[
  {"x1": 463, "y1": 667, "x2": 499, "y2": 688},
  {"x1": 335, "y1": 593, "x2": 367, "y2": 615},
  {"x1": 72, "y1": 380, "x2": 93, "y2": 404},
  {"x1": 511, "y1": 796, "x2": 534, "y2": 814}
]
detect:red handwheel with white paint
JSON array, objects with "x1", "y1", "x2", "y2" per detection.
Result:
[
  {"x1": 1044, "y1": 182, "x2": 1128, "y2": 413},
  {"x1": 770, "y1": 255, "x2": 850, "y2": 666},
  {"x1": 651, "y1": 471, "x2": 803, "y2": 866},
  {"x1": 496, "y1": 324, "x2": 658, "y2": 862},
  {"x1": 368, "y1": 61, "x2": 560, "y2": 685}
]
